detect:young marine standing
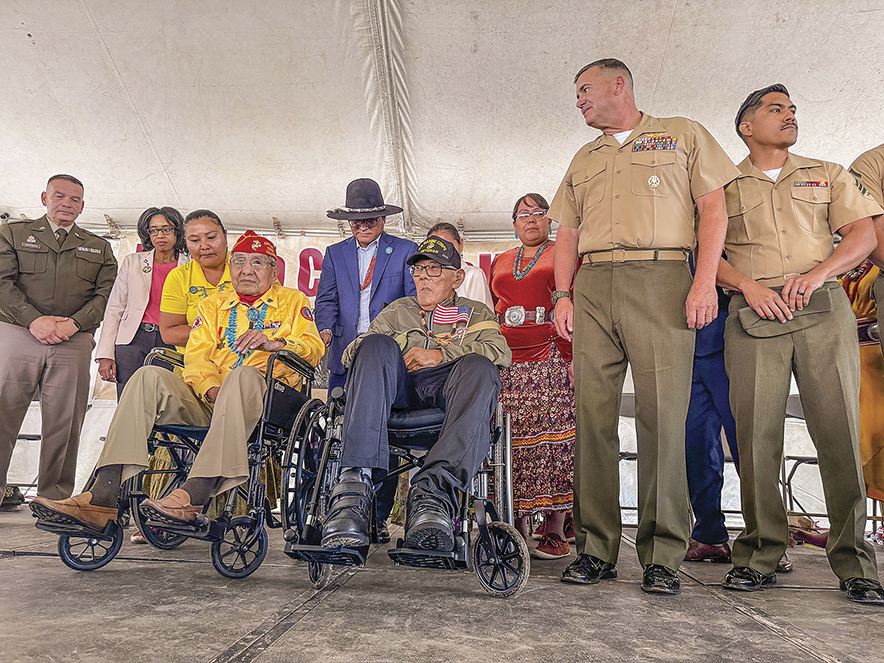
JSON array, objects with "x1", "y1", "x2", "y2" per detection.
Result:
[{"x1": 718, "y1": 84, "x2": 884, "y2": 604}]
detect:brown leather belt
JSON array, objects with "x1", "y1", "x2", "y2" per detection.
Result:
[
  {"x1": 582, "y1": 249, "x2": 689, "y2": 264},
  {"x1": 499, "y1": 306, "x2": 547, "y2": 327}
]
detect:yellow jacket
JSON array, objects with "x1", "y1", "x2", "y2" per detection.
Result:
[{"x1": 184, "y1": 283, "x2": 324, "y2": 398}]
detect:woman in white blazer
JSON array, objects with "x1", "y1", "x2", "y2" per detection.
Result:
[{"x1": 95, "y1": 207, "x2": 188, "y2": 397}]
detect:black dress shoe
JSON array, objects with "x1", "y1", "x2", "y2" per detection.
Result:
[
  {"x1": 641, "y1": 564, "x2": 680, "y2": 595},
  {"x1": 722, "y1": 566, "x2": 776, "y2": 591},
  {"x1": 561, "y1": 553, "x2": 617, "y2": 585},
  {"x1": 320, "y1": 470, "x2": 373, "y2": 549},
  {"x1": 403, "y1": 494, "x2": 454, "y2": 552},
  {"x1": 373, "y1": 520, "x2": 391, "y2": 544},
  {"x1": 840, "y1": 577, "x2": 884, "y2": 604}
]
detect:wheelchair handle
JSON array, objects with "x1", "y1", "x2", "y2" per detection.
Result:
[
  {"x1": 266, "y1": 349, "x2": 315, "y2": 381},
  {"x1": 145, "y1": 347, "x2": 185, "y2": 369}
]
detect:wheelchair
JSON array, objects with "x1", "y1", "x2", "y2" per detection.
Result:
[
  {"x1": 279, "y1": 386, "x2": 531, "y2": 598},
  {"x1": 33, "y1": 348, "x2": 314, "y2": 579}
]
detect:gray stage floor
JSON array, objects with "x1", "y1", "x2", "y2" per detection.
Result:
[{"x1": 1, "y1": 507, "x2": 881, "y2": 663}]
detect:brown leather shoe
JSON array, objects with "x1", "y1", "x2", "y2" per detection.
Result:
[
  {"x1": 29, "y1": 492, "x2": 116, "y2": 530},
  {"x1": 684, "y1": 538, "x2": 731, "y2": 562},
  {"x1": 140, "y1": 488, "x2": 202, "y2": 525}
]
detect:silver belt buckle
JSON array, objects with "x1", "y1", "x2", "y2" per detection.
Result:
[
  {"x1": 535, "y1": 307, "x2": 546, "y2": 324},
  {"x1": 504, "y1": 306, "x2": 526, "y2": 326},
  {"x1": 871, "y1": 323, "x2": 880, "y2": 343}
]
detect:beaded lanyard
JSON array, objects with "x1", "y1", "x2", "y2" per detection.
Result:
[
  {"x1": 225, "y1": 302, "x2": 269, "y2": 368},
  {"x1": 418, "y1": 309, "x2": 467, "y2": 346},
  {"x1": 512, "y1": 241, "x2": 550, "y2": 280}
]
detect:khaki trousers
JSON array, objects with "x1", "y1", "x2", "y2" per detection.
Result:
[
  {"x1": 725, "y1": 284, "x2": 878, "y2": 580},
  {"x1": 0, "y1": 321, "x2": 94, "y2": 500},
  {"x1": 572, "y1": 261, "x2": 695, "y2": 570},
  {"x1": 97, "y1": 365, "x2": 267, "y2": 496}
]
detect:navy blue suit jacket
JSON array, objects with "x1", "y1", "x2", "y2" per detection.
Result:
[{"x1": 314, "y1": 232, "x2": 417, "y2": 377}]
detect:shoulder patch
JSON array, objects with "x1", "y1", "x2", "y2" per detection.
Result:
[
  {"x1": 301, "y1": 306, "x2": 314, "y2": 321},
  {"x1": 191, "y1": 316, "x2": 203, "y2": 330}
]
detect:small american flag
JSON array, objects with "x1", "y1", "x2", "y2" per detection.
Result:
[{"x1": 432, "y1": 304, "x2": 472, "y2": 325}]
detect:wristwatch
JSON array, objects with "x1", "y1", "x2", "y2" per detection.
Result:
[
  {"x1": 71, "y1": 318, "x2": 83, "y2": 331},
  {"x1": 551, "y1": 291, "x2": 571, "y2": 306}
]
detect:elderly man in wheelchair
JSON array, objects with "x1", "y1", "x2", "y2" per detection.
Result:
[
  {"x1": 30, "y1": 232, "x2": 324, "y2": 558},
  {"x1": 319, "y1": 236, "x2": 511, "y2": 555}
]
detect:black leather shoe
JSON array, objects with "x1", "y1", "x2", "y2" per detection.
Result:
[
  {"x1": 403, "y1": 494, "x2": 454, "y2": 552},
  {"x1": 840, "y1": 577, "x2": 884, "y2": 604},
  {"x1": 561, "y1": 553, "x2": 617, "y2": 585},
  {"x1": 641, "y1": 564, "x2": 680, "y2": 595},
  {"x1": 320, "y1": 470, "x2": 372, "y2": 549},
  {"x1": 373, "y1": 520, "x2": 391, "y2": 544},
  {"x1": 722, "y1": 566, "x2": 776, "y2": 591},
  {"x1": 776, "y1": 551, "x2": 793, "y2": 573}
]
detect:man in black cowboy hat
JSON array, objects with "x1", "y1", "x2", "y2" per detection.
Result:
[{"x1": 315, "y1": 178, "x2": 417, "y2": 542}]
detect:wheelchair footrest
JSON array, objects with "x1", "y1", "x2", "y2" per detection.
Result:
[
  {"x1": 31, "y1": 507, "x2": 118, "y2": 540},
  {"x1": 142, "y1": 516, "x2": 225, "y2": 542},
  {"x1": 283, "y1": 542, "x2": 368, "y2": 567},
  {"x1": 387, "y1": 544, "x2": 468, "y2": 570}
]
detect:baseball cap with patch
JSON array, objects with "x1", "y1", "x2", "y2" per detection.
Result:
[
  {"x1": 231, "y1": 230, "x2": 277, "y2": 258},
  {"x1": 406, "y1": 237, "x2": 461, "y2": 269}
]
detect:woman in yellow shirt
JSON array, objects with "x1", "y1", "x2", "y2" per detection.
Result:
[{"x1": 159, "y1": 210, "x2": 232, "y2": 347}]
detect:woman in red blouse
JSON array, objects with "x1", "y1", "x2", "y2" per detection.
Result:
[{"x1": 490, "y1": 193, "x2": 575, "y2": 560}]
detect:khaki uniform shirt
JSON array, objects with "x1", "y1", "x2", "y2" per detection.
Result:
[
  {"x1": 0, "y1": 216, "x2": 117, "y2": 333},
  {"x1": 849, "y1": 143, "x2": 884, "y2": 208},
  {"x1": 548, "y1": 113, "x2": 739, "y2": 255},
  {"x1": 724, "y1": 154, "x2": 883, "y2": 281},
  {"x1": 342, "y1": 294, "x2": 511, "y2": 370}
]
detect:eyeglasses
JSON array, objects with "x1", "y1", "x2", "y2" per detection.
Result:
[
  {"x1": 514, "y1": 210, "x2": 547, "y2": 221},
  {"x1": 349, "y1": 219, "x2": 381, "y2": 229},
  {"x1": 409, "y1": 264, "x2": 456, "y2": 278},
  {"x1": 148, "y1": 227, "x2": 175, "y2": 236},
  {"x1": 230, "y1": 256, "x2": 274, "y2": 270}
]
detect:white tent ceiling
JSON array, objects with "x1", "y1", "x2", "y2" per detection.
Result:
[{"x1": 2, "y1": 0, "x2": 883, "y2": 240}]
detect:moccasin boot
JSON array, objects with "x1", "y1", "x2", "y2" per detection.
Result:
[
  {"x1": 30, "y1": 492, "x2": 117, "y2": 530},
  {"x1": 140, "y1": 488, "x2": 203, "y2": 525}
]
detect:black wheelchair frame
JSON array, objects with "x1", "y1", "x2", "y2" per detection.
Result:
[
  {"x1": 34, "y1": 348, "x2": 314, "y2": 579},
  {"x1": 279, "y1": 387, "x2": 530, "y2": 598}
]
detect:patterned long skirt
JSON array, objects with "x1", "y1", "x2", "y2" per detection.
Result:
[{"x1": 500, "y1": 344, "x2": 575, "y2": 515}]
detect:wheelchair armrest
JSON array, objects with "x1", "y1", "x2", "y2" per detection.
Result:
[
  {"x1": 267, "y1": 349, "x2": 315, "y2": 382},
  {"x1": 145, "y1": 347, "x2": 185, "y2": 369}
]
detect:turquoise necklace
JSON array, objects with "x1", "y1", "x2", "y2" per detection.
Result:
[
  {"x1": 512, "y1": 241, "x2": 550, "y2": 281},
  {"x1": 226, "y1": 302, "x2": 268, "y2": 368}
]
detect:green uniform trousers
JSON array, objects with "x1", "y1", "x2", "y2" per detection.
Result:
[
  {"x1": 97, "y1": 364, "x2": 267, "y2": 497},
  {"x1": 725, "y1": 283, "x2": 879, "y2": 580},
  {"x1": 573, "y1": 261, "x2": 695, "y2": 570}
]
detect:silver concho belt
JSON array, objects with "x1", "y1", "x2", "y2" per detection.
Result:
[{"x1": 501, "y1": 306, "x2": 546, "y2": 326}]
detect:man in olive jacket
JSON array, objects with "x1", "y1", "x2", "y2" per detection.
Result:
[
  {"x1": 0, "y1": 175, "x2": 117, "y2": 501},
  {"x1": 321, "y1": 236, "x2": 510, "y2": 553}
]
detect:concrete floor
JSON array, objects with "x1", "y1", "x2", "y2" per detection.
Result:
[{"x1": 1, "y1": 507, "x2": 881, "y2": 663}]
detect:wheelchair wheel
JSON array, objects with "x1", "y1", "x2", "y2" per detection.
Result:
[
  {"x1": 308, "y1": 560, "x2": 333, "y2": 590},
  {"x1": 210, "y1": 516, "x2": 268, "y2": 579},
  {"x1": 57, "y1": 522, "x2": 124, "y2": 572},
  {"x1": 280, "y1": 399, "x2": 328, "y2": 535},
  {"x1": 470, "y1": 521, "x2": 530, "y2": 598}
]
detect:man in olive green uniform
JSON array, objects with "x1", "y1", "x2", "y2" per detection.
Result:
[
  {"x1": 719, "y1": 85, "x2": 884, "y2": 604},
  {"x1": 549, "y1": 58, "x2": 738, "y2": 594},
  {"x1": 850, "y1": 143, "x2": 884, "y2": 355},
  {"x1": 0, "y1": 175, "x2": 117, "y2": 501}
]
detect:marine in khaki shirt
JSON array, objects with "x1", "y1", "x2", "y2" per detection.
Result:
[
  {"x1": 717, "y1": 84, "x2": 884, "y2": 604},
  {"x1": 0, "y1": 175, "x2": 117, "y2": 503},
  {"x1": 548, "y1": 58, "x2": 738, "y2": 595},
  {"x1": 849, "y1": 144, "x2": 884, "y2": 350}
]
